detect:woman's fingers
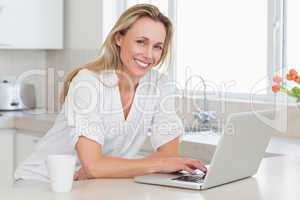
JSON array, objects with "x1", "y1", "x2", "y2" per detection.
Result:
[
  {"x1": 73, "y1": 168, "x2": 89, "y2": 181},
  {"x1": 182, "y1": 165, "x2": 195, "y2": 173},
  {"x1": 184, "y1": 159, "x2": 207, "y2": 172},
  {"x1": 73, "y1": 171, "x2": 79, "y2": 180},
  {"x1": 156, "y1": 157, "x2": 207, "y2": 174}
]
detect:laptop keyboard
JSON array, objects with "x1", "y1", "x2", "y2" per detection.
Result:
[{"x1": 172, "y1": 175, "x2": 205, "y2": 183}]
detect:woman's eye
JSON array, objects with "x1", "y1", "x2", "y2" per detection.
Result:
[
  {"x1": 154, "y1": 46, "x2": 163, "y2": 50},
  {"x1": 136, "y1": 40, "x2": 145, "y2": 44}
]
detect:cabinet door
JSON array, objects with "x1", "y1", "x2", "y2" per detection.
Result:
[
  {"x1": 0, "y1": 129, "x2": 15, "y2": 186},
  {"x1": 0, "y1": 0, "x2": 63, "y2": 49},
  {"x1": 0, "y1": 0, "x2": 15, "y2": 47},
  {"x1": 15, "y1": 131, "x2": 41, "y2": 167}
]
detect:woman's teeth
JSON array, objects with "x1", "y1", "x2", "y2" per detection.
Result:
[{"x1": 134, "y1": 59, "x2": 150, "y2": 68}]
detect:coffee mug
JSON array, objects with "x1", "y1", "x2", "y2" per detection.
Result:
[{"x1": 47, "y1": 155, "x2": 76, "y2": 192}]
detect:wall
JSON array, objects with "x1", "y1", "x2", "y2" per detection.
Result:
[
  {"x1": 45, "y1": 0, "x2": 103, "y2": 113},
  {"x1": 0, "y1": 50, "x2": 46, "y2": 108}
]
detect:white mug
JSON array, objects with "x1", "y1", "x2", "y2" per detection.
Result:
[{"x1": 47, "y1": 155, "x2": 76, "y2": 192}]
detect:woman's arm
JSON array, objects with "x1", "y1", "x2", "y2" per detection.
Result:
[
  {"x1": 74, "y1": 136, "x2": 207, "y2": 180},
  {"x1": 75, "y1": 136, "x2": 157, "y2": 179},
  {"x1": 147, "y1": 137, "x2": 180, "y2": 158}
]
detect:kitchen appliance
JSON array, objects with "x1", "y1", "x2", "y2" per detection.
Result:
[{"x1": 0, "y1": 79, "x2": 36, "y2": 111}]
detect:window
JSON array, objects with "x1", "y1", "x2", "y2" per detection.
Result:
[
  {"x1": 176, "y1": 0, "x2": 268, "y2": 98},
  {"x1": 102, "y1": 0, "x2": 119, "y2": 39},
  {"x1": 286, "y1": 0, "x2": 300, "y2": 71},
  {"x1": 102, "y1": 0, "x2": 286, "y2": 102}
]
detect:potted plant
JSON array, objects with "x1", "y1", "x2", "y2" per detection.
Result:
[{"x1": 272, "y1": 69, "x2": 300, "y2": 102}]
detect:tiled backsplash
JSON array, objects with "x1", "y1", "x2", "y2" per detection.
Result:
[
  {"x1": 0, "y1": 49, "x2": 100, "y2": 111},
  {"x1": 0, "y1": 50, "x2": 47, "y2": 108},
  {"x1": 46, "y1": 49, "x2": 100, "y2": 113}
]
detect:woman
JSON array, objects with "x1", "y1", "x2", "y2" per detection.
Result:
[{"x1": 15, "y1": 4, "x2": 207, "y2": 182}]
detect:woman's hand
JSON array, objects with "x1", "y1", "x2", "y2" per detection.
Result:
[
  {"x1": 149, "y1": 157, "x2": 207, "y2": 174},
  {"x1": 73, "y1": 167, "x2": 89, "y2": 181}
]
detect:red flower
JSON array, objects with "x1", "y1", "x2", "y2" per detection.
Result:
[
  {"x1": 286, "y1": 69, "x2": 298, "y2": 81},
  {"x1": 273, "y1": 75, "x2": 282, "y2": 83},
  {"x1": 289, "y1": 69, "x2": 298, "y2": 76},
  {"x1": 295, "y1": 76, "x2": 300, "y2": 84},
  {"x1": 287, "y1": 74, "x2": 293, "y2": 81},
  {"x1": 272, "y1": 85, "x2": 280, "y2": 93}
]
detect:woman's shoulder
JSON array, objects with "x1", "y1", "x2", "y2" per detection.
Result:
[
  {"x1": 68, "y1": 68, "x2": 95, "y2": 84},
  {"x1": 72, "y1": 68, "x2": 118, "y2": 87},
  {"x1": 74, "y1": 68, "x2": 99, "y2": 81}
]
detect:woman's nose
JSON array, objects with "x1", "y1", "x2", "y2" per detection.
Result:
[{"x1": 143, "y1": 46, "x2": 153, "y2": 60}]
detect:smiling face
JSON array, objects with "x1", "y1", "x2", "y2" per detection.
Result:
[{"x1": 116, "y1": 17, "x2": 166, "y2": 80}]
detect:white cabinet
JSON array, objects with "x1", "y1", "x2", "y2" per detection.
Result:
[
  {"x1": 0, "y1": 0, "x2": 63, "y2": 49},
  {"x1": 0, "y1": 129, "x2": 41, "y2": 186},
  {"x1": 0, "y1": 129, "x2": 15, "y2": 186},
  {"x1": 15, "y1": 130, "x2": 41, "y2": 167}
]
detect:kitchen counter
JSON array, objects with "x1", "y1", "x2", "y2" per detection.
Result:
[
  {"x1": 0, "y1": 156, "x2": 299, "y2": 200},
  {"x1": 1, "y1": 109, "x2": 300, "y2": 197},
  {"x1": 0, "y1": 109, "x2": 56, "y2": 133},
  {"x1": 1, "y1": 109, "x2": 300, "y2": 159}
]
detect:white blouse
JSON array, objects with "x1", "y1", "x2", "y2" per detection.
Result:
[{"x1": 14, "y1": 68, "x2": 184, "y2": 182}]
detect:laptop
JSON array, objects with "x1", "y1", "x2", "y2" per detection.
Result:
[{"x1": 134, "y1": 110, "x2": 275, "y2": 190}]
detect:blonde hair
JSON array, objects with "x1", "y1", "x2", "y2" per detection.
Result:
[{"x1": 60, "y1": 4, "x2": 173, "y2": 104}]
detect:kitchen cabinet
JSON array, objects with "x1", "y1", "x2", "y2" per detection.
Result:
[
  {"x1": 0, "y1": 128, "x2": 42, "y2": 186},
  {"x1": 14, "y1": 130, "x2": 41, "y2": 168},
  {"x1": 0, "y1": 129, "x2": 15, "y2": 186},
  {"x1": 0, "y1": 0, "x2": 63, "y2": 49}
]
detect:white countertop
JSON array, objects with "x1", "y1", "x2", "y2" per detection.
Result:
[
  {"x1": 0, "y1": 156, "x2": 299, "y2": 200},
  {"x1": 0, "y1": 109, "x2": 56, "y2": 131},
  {"x1": 1, "y1": 110, "x2": 300, "y2": 199},
  {"x1": 1, "y1": 109, "x2": 300, "y2": 158}
]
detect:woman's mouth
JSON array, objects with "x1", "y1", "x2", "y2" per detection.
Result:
[{"x1": 134, "y1": 59, "x2": 151, "y2": 69}]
